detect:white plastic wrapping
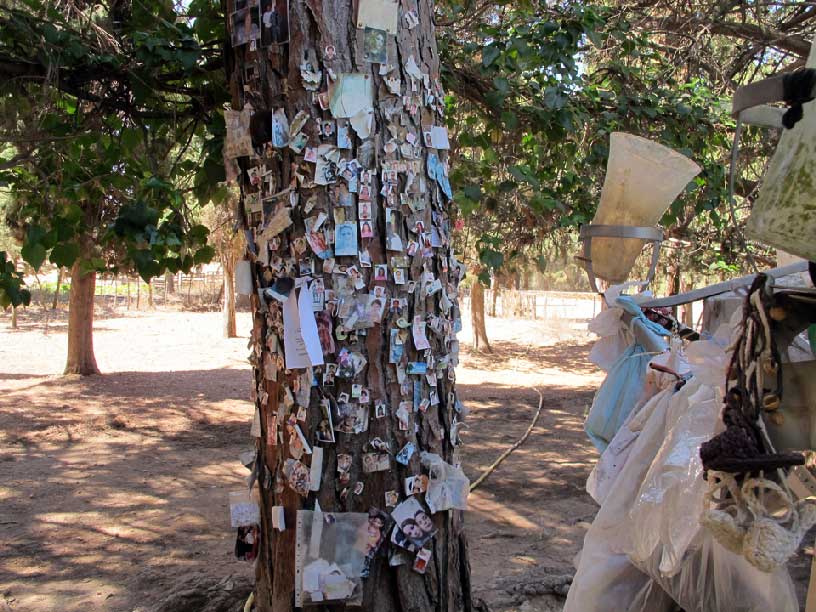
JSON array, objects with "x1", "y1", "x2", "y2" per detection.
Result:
[
  {"x1": 629, "y1": 534, "x2": 798, "y2": 612},
  {"x1": 420, "y1": 452, "x2": 469, "y2": 513},
  {"x1": 628, "y1": 381, "x2": 722, "y2": 574},
  {"x1": 588, "y1": 307, "x2": 631, "y2": 371},
  {"x1": 568, "y1": 313, "x2": 798, "y2": 612}
]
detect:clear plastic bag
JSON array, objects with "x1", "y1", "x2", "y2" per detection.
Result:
[
  {"x1": 420, "y1": 452, "x2": 469, "y2": 513},
  {"x1": 295, "y1": 511, "x2": 369, "y2": 606},
  {"x1": 628, "y1": 380, "x2": 722, "y2": 574},
  {"x1": 629, "y1": 534, "x2": 798, "y2": 612}
]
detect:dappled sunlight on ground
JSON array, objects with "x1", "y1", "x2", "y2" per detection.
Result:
[{"x1": 0, "y1": 306, "x2": 603, "y2": 611}]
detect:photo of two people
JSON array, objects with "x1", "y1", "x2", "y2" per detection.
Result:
[
  {"x1": 231, "y1": 0, "x2": 288, "y2": 47},
  {"x1": 390, "y1": 496, "x2": 437, "y2": 551}
]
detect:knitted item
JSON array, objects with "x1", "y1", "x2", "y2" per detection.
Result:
[{"x1": 702, "y1": 471, "x2": 816, "y2": 572}]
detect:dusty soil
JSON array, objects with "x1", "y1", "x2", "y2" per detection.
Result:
[{"x1": 0, "y1": 301, "x2": 603, "y2": 612}]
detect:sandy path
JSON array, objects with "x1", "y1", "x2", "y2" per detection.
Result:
[{"x1": 0, "y1": 304, "x2": 602, "y2": 611}]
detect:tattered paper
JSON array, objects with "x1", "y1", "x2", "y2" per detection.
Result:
[
  {"x1": 356, "y1": 0, "x2": 399, "y2": 34},
  {"x1": 283, "y1": 285, "x2": 325, "y2": 369},
  {"x1": 329, "y1": 74, "x2": 374, "y2": 119}
]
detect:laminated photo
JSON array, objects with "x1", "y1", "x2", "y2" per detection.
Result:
[
  {"x1": 224, "y1": 107, "x2": 254, "y2": 159},
  {"x1": 231, "y1": 6, "x2": 261, "y2": 47},
  {"x1": 315, "y1": 400, "x2": 335, "y2": 444},
  {"x1": 361, "y1": 508, "x2": 393, "y2": 577},
  {"x1": 334, "y1": 222, "x2": 358, "y2": 256},
  {"x1": 395, "y1": 441, "x2": 416, "y2": 466},
  {"x1": 284, "y1": 458, "x2": 311, "y2": 497},
  {"x1": 270, "y1": 109, "x2": 289, "y2": 147},
  {"x1": 413, "y1": 548, "x2": 431, "y2": 574},
  {"x1": 389, "y1": 328, "x2": 404, "y2": 364},
  {"x1": 259, "y1": 0, "x2": 289, "y2": 47},
  {"x1": 363, "y1": 27, "x2": 387, "y2": 63},
  {"x1": 337, "y1": 122, "x2": 352, "y2": 149},
  {"x1": 362, "y1": 452, "x2": 390, "y2": 473},
  {"x1": 235, "y1": 524, "x2": 260, "y2": 561},
  {"x1": 390, "y1": 496, "x2": 436, "y2": 551}
]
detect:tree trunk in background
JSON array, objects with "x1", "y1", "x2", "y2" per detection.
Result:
[
  {"x1": 470, "y1": 281, "x2": 491, "y2": 352},
  {"x1": 490, "y1": 284, "x2": 498, "y2": 317},
  {"x1": 165, "y1": 271, "x2": 176, "y2": 294},
  {"x1": 222, "y1": 251, "x2": 238, "y2": 338},
  {"x1": 226, "y1": 1, "x2": 472, "y2": 609},
  {"x1": 64, "y1": 260, "x2": 99, "y2": 375},
  {"x1": 10, "y1": 306, "x2": 17, "y2": 329},
  {"x1": 52, "y1": 267, "x2": 63, "y2": 310}
]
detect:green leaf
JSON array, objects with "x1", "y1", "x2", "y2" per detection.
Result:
[
  {"x1": 463, "y1": 185, "x2": 482, "y2": 201},
  {"x1": 193, "y1": 245, "x2": 215, "y2": 265},
  {"x1": 482, "y1": 46, "x2": 501, "y2": 67},
  {"x1": 21, "y1": 241, "x2": 47, "y2": 271},
  {"x1": 49, "y1": 242, "x2": 81, "y2": 267}
]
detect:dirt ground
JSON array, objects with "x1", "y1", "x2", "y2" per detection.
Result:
[{"x1": 0, "y1": 302, "x2": 602, "y2": 611}]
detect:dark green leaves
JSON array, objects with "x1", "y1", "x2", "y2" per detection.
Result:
[
  {"x1": 49, "y1": 242, "x2": 80, "y2": 268},
  {"x1": 0, "y1": 251, "x2": 31, "y2": 308},
  {"x1": 20, "y1": 240, "x2": 46, "y2": 271}
]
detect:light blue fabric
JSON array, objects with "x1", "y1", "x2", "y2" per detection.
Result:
[
  {"x1": 615, "y1": 296, "x2": 673, "y2": 338},
  {"x1": 584, "y1": 343, "x2": 652, "y2": 452}
]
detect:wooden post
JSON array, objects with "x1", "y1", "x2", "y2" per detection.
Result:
[
  {"x1": 136, "y1": 277, "x2": 141, "y2": 310},
  {"x1": 127, "y1": 275, "x2": 131, "y2": 310}
]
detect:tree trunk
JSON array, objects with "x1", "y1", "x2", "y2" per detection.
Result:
[
  {"x1": 165, "y1": 271, "x2": 176, "y2": 294},
  {"x1": 226, "y1": 2, "x2": 472, "y2": 610},
  {"x1": 470, "y1": 281, "x2": 491, "y2": 353},
  {"x1": 64, "y1": 261, "x2": 99, "y2": 375},
  {"x1": 223, "y1": 254, "x2": 238, "y2": 339},
  {"x1": 489, "y1": 285, "x2": 498, "y2": 317},
  {"x1": 52, "y1": 267, "x2": 63, "y2": 310},
  {"x1": 10, "y1": 306, "x2": 17, "y2": 329}
]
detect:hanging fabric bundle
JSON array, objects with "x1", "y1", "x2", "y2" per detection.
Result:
[{"x1": 731, "y1": 34, "x2": 816, "y2": 261}]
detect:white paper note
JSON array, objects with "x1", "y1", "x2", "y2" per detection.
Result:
[{"x1": 283, "y1": 286, "x2": 325, "y2": 369}]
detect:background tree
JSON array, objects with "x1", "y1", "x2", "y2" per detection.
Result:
[
  {"x1": 224, "y1": 0, "x2": 471, "y2": 609},
  {"x1": 435, "y1": 1, "x2": 813, "y2": 316},
  {"x1": 0, "y1": 2, "x2": 227, "y2": 373}
]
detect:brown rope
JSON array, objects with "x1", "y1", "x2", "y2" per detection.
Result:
[{"x1": 470, "y1": 388, "x2": 544, "y2": 492}]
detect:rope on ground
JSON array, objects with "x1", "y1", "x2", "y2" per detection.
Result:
[{"x1": 469, "y1": 387, "x2": 545, "y2": 492}]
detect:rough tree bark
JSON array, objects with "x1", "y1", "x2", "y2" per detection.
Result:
[
  {"x1": 225, "y1": 0, "x2": 473, "y2": 610},
  {"x1": 470, "y1": 280, "x2": 490, "y2": 353},
  {"x1": 64, "y1": 260, "x2": 99, "y2": 375}
]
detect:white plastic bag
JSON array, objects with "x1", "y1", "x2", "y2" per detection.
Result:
[
  {"x1": 629, "y1": 381, "x2": 722, "y2": 574},
  {"x1": 629, "y1": 534, "x2": 798, "y2": 612},
  {"x1": 588, "y1": 307, "x2": 630, "y2": 371},
  {"x1": 420, "y1": 452, "x2": 469, "y2": 513}
]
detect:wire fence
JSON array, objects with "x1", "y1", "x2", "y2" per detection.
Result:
[
  {"x1": 31, "y1": 269, "x2": 227, "y2": 311},
  {"x1": 467, "y1": 289, "x2": 602, "y2": 322}
]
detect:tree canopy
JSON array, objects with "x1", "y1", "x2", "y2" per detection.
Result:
[
  {"x1": 0, "y1": 0, "x2": 228, "y2": 306},
  {"x1": 1, "y1": 0, "x2": 813, "y2": 305}
]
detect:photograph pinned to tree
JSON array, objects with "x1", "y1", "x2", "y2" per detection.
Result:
[
  {"x1": 230, "y1": 2, "x2": 261, "y2": 47},
  {"x1": 259, "y1": 0, "x2": 289, "y2": 46},
  {"x1": 363, "y1": 27, "x2": 388, "y2": 63}
]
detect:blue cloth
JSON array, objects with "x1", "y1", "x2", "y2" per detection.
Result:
[
  {"x1": 584, "y1": 342, "x2": 652, "y2": 452},
  {"x1": 615, "y1": 296, "x2": 673, "y2": 338}
]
